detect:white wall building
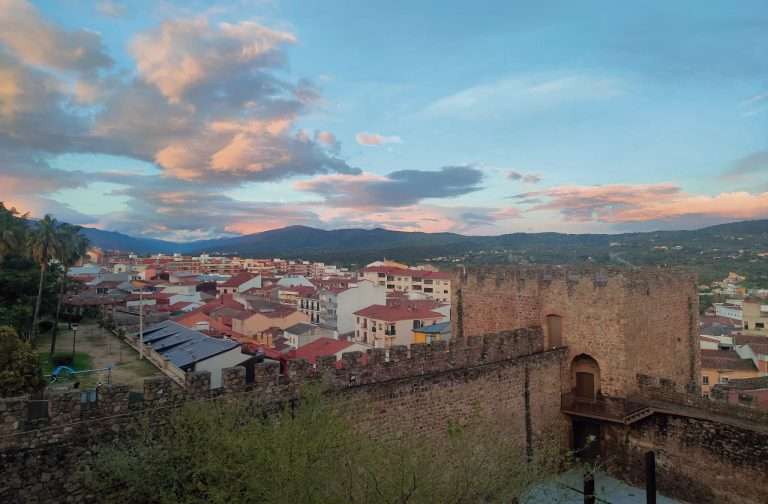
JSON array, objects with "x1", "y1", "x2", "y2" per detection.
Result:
[
  {"x1": 320, "y1": 280, "x2": 387, "y2": 336},
  {"x1": 714, "y1": 303, "x2": 743, "y2": 321}
]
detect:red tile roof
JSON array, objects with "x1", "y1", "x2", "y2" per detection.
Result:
[
  {"x1": 354, "y1": 304, "x2": 443, "y2": 322},
  {"x1": 220, "y1": 272, "x2": 257, "y2": 288},
  {"x1": 291, "y1": 337, "x2": 355, "y2": 364}
]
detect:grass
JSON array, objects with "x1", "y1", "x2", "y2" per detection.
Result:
[
  {"x1": 118, "y1": 359, "x2": 160, "y2": 378},
  {"x1": 38, "y1": 352, "x2": 94, "y2": 375}
]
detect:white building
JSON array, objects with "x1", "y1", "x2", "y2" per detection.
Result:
[
  {"x1": 714, "y1": 303, "x2": 743, "y2": 321},
  {"x1": 284, "y1": 322, "x2": 337, "y2": 349},
  {"x1": 361, "y1": 265, "x2": 452, "y2": 303},
  {"x1": 319, "y1": 280, "x2": 387, "y2": 336},
  {"x1": 352, "y1": 303, "x2": 448, "y2": 348}
]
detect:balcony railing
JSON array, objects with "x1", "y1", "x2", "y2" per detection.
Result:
[{"x1": 561, "y1": 393, "x2": 653, "y2": 425}]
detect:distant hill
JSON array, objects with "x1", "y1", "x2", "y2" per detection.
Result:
[{"x1": 80, "y1": 219, "x2": 768, "y2": 284}]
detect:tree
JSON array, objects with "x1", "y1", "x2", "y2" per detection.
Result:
[
  {"x1": 0, "y1": 202, "x2": 28, "y2": 262},
  {"x1": 82, "y1": 388, "x2": 566, "y2": 503},
  {"x1": 0, "y1": 326, "x2": 45, "y2": 397},
  {"x1": 50, "y1": 223, "x2": 89, "y2": 356},
  {"x1": 28, "y1": 215, "x2": 61, "y2": 342}
]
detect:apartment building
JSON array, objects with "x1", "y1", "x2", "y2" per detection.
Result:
[
  {"x1": 361, "y1": 266, "x2": 451, "y2": 303},
  {"x1": 319, "y1": 280, "x2": 387, "y2": 336},
  {"x1": 352, "y1": 303, "x2": 447, "y2": 348}
]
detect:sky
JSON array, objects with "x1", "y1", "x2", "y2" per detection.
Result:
[{"x1": 0, "y1": 0, "x2": 766, "y2": 241}]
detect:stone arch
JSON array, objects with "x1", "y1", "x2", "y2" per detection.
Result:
[
  {"x1": 545, "y1": 314, "x2": 563, "y2": 347},
  {"x1": 571, "y1": 354, "x2": 601, "y2": 400}
]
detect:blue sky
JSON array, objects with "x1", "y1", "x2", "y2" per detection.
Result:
[{"x1": 1, "y1": 0, "x2": 766, "y2": 239}]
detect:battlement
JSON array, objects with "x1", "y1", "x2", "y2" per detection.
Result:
[
  {"x1": 0, "y1": 326, "x2": 550, "y2": 446},
  {"x1": 454, "y1": 265, "x2": 697, "y2": 293},
  {"x1": 633, "y1": 373, "x2": 768, "y2": 426}
]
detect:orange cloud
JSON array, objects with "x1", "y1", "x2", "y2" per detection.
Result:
[
  {"x1": 355, "y1": 132, "x2": 402, "y2": 146},
  {"x1": 520, "y1": 183, "x2": 768, "y2": 223},
  {"x1": 131, "y1": 18, "x2": 295, "y2": 102}
]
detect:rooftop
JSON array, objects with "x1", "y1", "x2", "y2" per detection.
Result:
[
  {"x1": 291, "y1": 337, "x2": 355, "y2": 364},
  {"x1": 700, "y1": 349, "x2": 757, "y2": 371},
  {"x1": 413, "y1": 321, "x2": 451, "y2": 334},
  {"x1": 285, "y1": 322, "x2": 317, "y2": 335},
  {"x1": 141, "y1": 320, "x2": 241, "y2": 370},
  {"x1": 354, "y1": 304, "x2": 443, "y2": 322},
  {"x1": 713, "y1": 376, "x2": 768, "y2": 391},
  {"x1": 220, "y1": 272, "x2": 258, "y2": 288}
]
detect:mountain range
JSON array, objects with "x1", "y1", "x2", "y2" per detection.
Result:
[{"x1": 81, "y1": 220, "x2": 768, "y2": 279}]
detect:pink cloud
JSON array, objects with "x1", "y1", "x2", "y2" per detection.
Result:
[
  {"x1": 519, "y1": 183, "x2": 768, "y2": 224},
  {"x1": 355, "y1": 132, "x2": 402, "y2": 146},
  {"x1": 131, "y1": 18, "x2": 295, "y2": 102}
]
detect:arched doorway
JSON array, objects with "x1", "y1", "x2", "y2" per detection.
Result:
[
  {"x1": 546, "y1": 314, "x2": 562, "y2": 347},
  {"x1": 571, "y1": 354, "x2": 601, "y2": 400}
]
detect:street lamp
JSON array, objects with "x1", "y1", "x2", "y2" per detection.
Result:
[{"x1": 71, "y1": 323, "x2": 79, "y2": 363}]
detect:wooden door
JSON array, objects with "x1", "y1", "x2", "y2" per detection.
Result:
[{"x1": 575, "y1": 372, "x2": 595, "y2": 399}]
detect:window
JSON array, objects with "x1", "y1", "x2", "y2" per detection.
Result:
[
  {"x1": 702, "y1": 376, "x2": 709, "y2": 385},
  {"x1": 424, "y1": 287, "x2": 433, "y2": 293},
  {"x1": 757, "y1": 322, "x2": 765, "y2": 329},
  {"x1": 719, "y1": 377, "x2": 729, "y2": 384},
  {"x1": 387, "y1": 284, "x2": 395, "y2": 289},
  {"x1": 378, "y1": 272, "x2": 385, "y2": 278},
  {"x1": 443, "y1": 290, "x2": 448, "y2": 294},
  {"x1": 546, "y1": 314, "x2": 563, "y2": 347},
  {"x1": 424, "y1": 279, "x2": 433, "y2": 285},
  {"x1": 387, "y1": 275, "x2": 394, "y2": 281},
  {"x1": 413, "y1": 320, "x2": 423, "y2": 329},
  {"x1": 386, "y1": 324, "x2": 395, "y2": 335}
]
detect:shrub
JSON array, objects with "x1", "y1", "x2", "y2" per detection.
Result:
[
  {"x1": 0, "y1": 326, "x2": 45, "y2": 397},
  {"x1": 81, "y1": 387, "x2": 566, "y2": 503}
]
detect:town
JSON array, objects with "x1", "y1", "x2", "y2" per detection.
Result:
[{"x1": 2, "y1": 0, "x2": 768, "y2": 502}]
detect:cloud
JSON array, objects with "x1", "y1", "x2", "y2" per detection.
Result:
[
  {"x1": 507, "y1": 170, "x2": 542, "y2": 184},
  {"x1": 423, "y1": 73, "x2": 624, "y2": 120},
  {"x1": 130, "y1": 18, "x2": 295, "y2": 103},
  {"x1": 517, "y1": 183, "x2": 768, "y2": 225},
  {"x1": 0, "y1": 0, "x2": 112, "y2": 74},
  {"x1": 96, "y1": 0, "x2": 125, "y2": 18},
  {"x1": 355, "y1": 132, "x2": 402, "y2": 146},
  {"x1": 296, "y1": 166, "x2": 484, "y2": 208},
  {"x1": 316, "y1": 204, "x2": 518, "y2": 235},
  {"x1": 721, "y1": 151, "x2": 768, "y2": 180}
]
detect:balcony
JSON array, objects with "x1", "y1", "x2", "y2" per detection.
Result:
[{"x1": 561, "y1": 394, "x2": 653, "y2": 425}]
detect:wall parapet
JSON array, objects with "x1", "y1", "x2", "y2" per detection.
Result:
[
  {"x1": 633, "y1": 374, "x2": 768, "y2": 426},
  {"x1": 0, "y1": 326, "x2": 549, "y2": 446}
]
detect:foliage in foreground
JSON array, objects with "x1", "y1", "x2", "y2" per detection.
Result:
[
  {"x1": 82, "y1": 389, "x2": 566, "y2": 503},
  {"x1": 0, "y1": 326, "x2": 45, "y2": 397}
]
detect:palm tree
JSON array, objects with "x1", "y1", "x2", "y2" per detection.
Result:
[
  {"x1": 0, "y1": 202, "x2": 28, "y2": 262},
  {"x1": 28, "y1": 215, "x2": 61, "y2": 342},
  {"x1": 50, "y1": 224, "x2": 89, "y2": 356}
]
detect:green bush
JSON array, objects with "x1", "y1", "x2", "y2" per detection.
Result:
[
  {"x1": 0, "y1": 326, "x2": 45, "y2": 397},
  {"x1": 81, "y1": 388, "x2": 566, "y2": 503}
]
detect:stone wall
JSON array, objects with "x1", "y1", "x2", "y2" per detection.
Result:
[
  {"x1": 591, "y1": 374, "x2": 768, "y2": 504},
  {"x1": 453, "y1": 266, "x2": 699, "y2": 397},
  {"x1": 603, "y1": 413, "x2": 768, "y2": 504},
  {"x1": 0, "y1": 328, "x2": 567, "y2": 503}
]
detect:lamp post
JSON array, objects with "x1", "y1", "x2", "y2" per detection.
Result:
[
  {"x1": 138, "y1": 289, "x2": 144, "y2": 360},
  {"x1": 71, "y1": 323, "x2": 79, "y2": 362}
]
